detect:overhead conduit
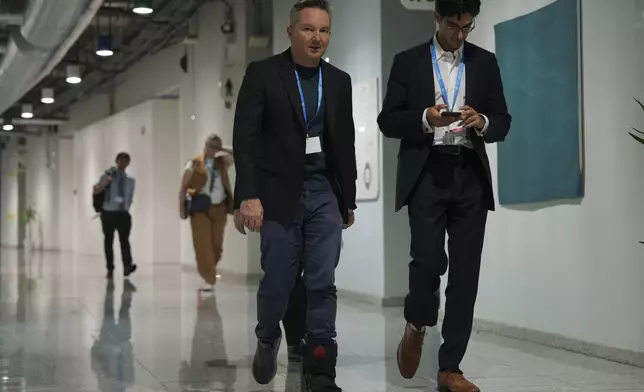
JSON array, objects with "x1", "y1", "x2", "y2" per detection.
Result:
[{"x1": 0, "y1": 0, "x2": 104, "y2": 116}]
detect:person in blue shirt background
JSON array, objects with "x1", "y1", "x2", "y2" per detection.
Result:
[{"x1": 93, "y1": 152, "x2": 137, "y2": 280}]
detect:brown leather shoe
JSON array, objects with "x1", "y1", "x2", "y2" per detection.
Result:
[
  {"x1": 396, "y1": 323, "x2": 425, "y2": 379},
  {"x1": 437, "y1": 371, "x2": 480, "y2": 392}
]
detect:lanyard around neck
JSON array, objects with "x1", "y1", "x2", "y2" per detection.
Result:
[
  {"x1": 430, "y1": 43, "x2": 465, "y2": 112},
  {"x1": 294, "y1": 68, "x2": 323, "y2": 134}
]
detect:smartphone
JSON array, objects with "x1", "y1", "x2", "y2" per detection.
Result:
[{"x1": 441, "y1": 111, "x2": 462, "y2": 117}]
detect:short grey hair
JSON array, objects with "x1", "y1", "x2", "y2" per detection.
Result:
[{"x1": 289, "y1": 0, "x2": 332, "y2": 26}]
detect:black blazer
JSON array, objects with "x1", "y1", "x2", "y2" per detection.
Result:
[
  {"x1": 233, "y1": 49, "x2": 357, "y2": 224},
  {"x1": 377, "y1": 39, "x2": 511, "y2": 211}
]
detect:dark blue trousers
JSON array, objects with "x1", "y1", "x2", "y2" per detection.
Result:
[{"x1": 256, "y1": 189, "x2": 343, "y2": 341}]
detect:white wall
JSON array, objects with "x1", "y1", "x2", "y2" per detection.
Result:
[
  {"x1": 151, "y1": 100, "x2": 182, "y2": 263},
  {"x1": 1, "y1": 139, "x2": 20, "y2": 247},
  {"x1": 62, "y1": 45, "x2": 184, "y2": 135},
  {"x1": 466, "y1": 0, "x2": 644, "y2": 353},
  {"x1": 25, "y1": 135, "x2": 60, "y2": 250},
  {"x1": 58, "y1": 138, "x2": 75, "y2": 252},
  {"x1": 273, "y1": 0, "x2": 385, "y2": 300}
]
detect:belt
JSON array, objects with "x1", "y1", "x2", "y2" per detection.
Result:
[{"x1": 431, "y1": 145, "x2": 473, "y2": 156}]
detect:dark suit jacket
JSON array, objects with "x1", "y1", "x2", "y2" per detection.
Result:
[
  {"x1": 377, "y1": 39, "x2": 511, "y2": 211},
  {"x1": 233, "y1": 49, "x2": 357, "y2": 224}
]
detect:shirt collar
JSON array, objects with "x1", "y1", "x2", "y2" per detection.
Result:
[{"x1": 433, "y1": 33, "x2": 464, "y2": 61}]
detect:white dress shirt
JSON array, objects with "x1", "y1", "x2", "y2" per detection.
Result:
[
  {"x1": 422, "y1": 35, "x2": 489, "y2": 147},
  {"x1": 185, "y1": 159, "x2": 227, "y2": 204}
]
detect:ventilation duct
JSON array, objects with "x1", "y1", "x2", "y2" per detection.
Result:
[{"x1": 0, "y1": 0, "x2": 104, "y2": 115}]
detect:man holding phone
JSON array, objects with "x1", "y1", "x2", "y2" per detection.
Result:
[{"x1": 377, "y1": 0, "x2": 511, "y2": 391}]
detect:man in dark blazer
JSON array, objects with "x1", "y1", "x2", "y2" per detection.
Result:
[
  {"x1": 233, "y1": 0, "x2": 356, "y2": 390},
  {"x1": 377, "y1": 1, "x2": 510, "y2": 391}
]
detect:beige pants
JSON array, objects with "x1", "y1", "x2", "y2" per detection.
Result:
[{"x1": 190, "y1": 203, "x2": 227, "y2": 285}]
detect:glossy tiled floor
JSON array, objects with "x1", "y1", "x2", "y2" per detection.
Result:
[{"x1": 1, "y1": 249, "x2": 644, "y2": 392}]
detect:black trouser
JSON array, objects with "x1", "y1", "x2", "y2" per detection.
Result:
[
  {"x1": 405, "y1": 146, "x2": 488, "y2": 373},
  {"x1": 256, "y1": 189, "x2": 343, "y2": 341},
  {"x1": 283, "y1": 262, "x2": 307, "y2": 346},
  {"x1": 101, "y1": 211, "x2": 133, "y2": 271}
]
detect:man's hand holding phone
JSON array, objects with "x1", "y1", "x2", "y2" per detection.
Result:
[
  {"x1": 458, "y1": 105, "x2": 485, "y2": 129},
  {"x1": 426, "y1": 104, "x2": 456, "y2": 128}
]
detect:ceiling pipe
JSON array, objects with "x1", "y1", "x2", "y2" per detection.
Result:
[
  {"x1": 1, "y1": 117, "x2": 67, "y2": 125},
  {"x1": 0, "y1": 14, "x2": 23, "y2": 25},
  {"x1": 12, "y1": 118, "x2": 67, "y2": 126},
  {"x1": 37, "y1": 0, "x2": 209, "y2": 117},
  {"x1": 0, "y1": 0, "x2": 104, "y2": 115},
  {"x1": 1, "y1": 130, "x2": 72, "y2": 139}
]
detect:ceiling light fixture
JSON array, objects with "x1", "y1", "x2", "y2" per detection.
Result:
[
  {"x1": 2, "y1": 123, "x2": 13, "y2": 131},
  {"x1": 41, "y1": 88, "x2": 55, "y2": 104},
  {"x1": 21, "y1": 104, "x2": 34, "y2": 119},
  {"x1": 96, "y1": 35, "x2": 114, "y2": 57},
  {"x1": 66, "y1": 64, "x2": 81, "y2": 84},
  {"x1": 132, "y1": 0, "x2": 154, "y2": 15}
]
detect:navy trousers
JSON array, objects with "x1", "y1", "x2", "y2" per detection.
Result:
[{"x1": 256, "y1": 189, "x2": 343, "y2": 341}]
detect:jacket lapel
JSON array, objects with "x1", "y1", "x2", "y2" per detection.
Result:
[
  {"x1": 418, "y1": 39, "x2": 436, "y2": 108},
  {"x1": 321, "y1": 61, "x2": 337, "y2": 134},
  {"x1": 463, "y1": 41, "x2": 477, "y2": 107},
  {"x1": 278, "y1": 49, "x2": 306, "y2": 131}
]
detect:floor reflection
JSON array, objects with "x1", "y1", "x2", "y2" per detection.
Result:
[
  {"x1": 284, "y1": 361, "x2": 303, "y2": 392},
  {"x1": 90, "y1": 280, "x2": 136, "y2": 392},
  {"x1": 0, "y1": 250, "x2": 30, "y2": 392},
  {"x1": 179, "y1": 295, "x2": 237, "y2": 391},
  {"x1": 1, "y1": 249, "x2": 644, "y2": 391}
]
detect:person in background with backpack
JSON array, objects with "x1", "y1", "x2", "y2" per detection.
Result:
[
  {"x1": 93, "y1": 152, "x2": 137, "y2": 280},
  {"x1": 179, "y1": 134, "x2": 234, "y2": 293}
]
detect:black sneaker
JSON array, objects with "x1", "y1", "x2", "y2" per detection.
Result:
[
  {"x1": 106, "y1": 270, "x2": 114, "y2": 280},
  {"x1": 252, "y1": 334, "x2": 282, "y2": 384},
  {"x1": 302, "y1": 338, "x2": 342, "y2": 392},
  {"x1": 124, "y1": 264, "x2": 137, "y2": 277}
]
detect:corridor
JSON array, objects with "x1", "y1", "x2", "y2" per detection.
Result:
[{"x1": 1, "y1": 249, "x2": 643, "y2": 392}]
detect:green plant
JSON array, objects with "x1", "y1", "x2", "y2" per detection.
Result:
[
  {"x1": 20, "y1": 206, "x2": 37, "y2": 226},
  {"x1": 630, "y1": 97, "x2": 644, "y2": 145}
]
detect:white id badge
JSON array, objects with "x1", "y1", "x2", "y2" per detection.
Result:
[
  {"x1": 114, "y1": 196, "x2": 124, "y2": 203},
  {"x1": 448, "y1": 121, "x2": 465, "y2": 133},
  {"x1": 305, "y1": 136, "x2": 322, "y2": 154},
  {"x1": 445, "y1": 122, "x2": 466, "y2": 144}
]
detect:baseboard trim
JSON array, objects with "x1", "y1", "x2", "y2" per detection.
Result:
[
  {"x1": 337, "y1": 289, "x2": 405, "y2": 307},
  {"x1": 468, "y1": 316, "x2": 644, "y2": 368}
]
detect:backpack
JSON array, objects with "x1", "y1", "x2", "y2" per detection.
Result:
[
  {"x1": 92, "y1": 190, "x2": 106, "y2": 213},
  {"x1": 93, "y1": 168, "x2": 115, "y2": 213}
]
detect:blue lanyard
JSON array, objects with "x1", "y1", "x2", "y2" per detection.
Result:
[
  {"x1": 430, "y1": 43, "x2": 465, "y2": 112},
  {"x1": 294, "y1": 68, "x2": 323, "y2": 134}
]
